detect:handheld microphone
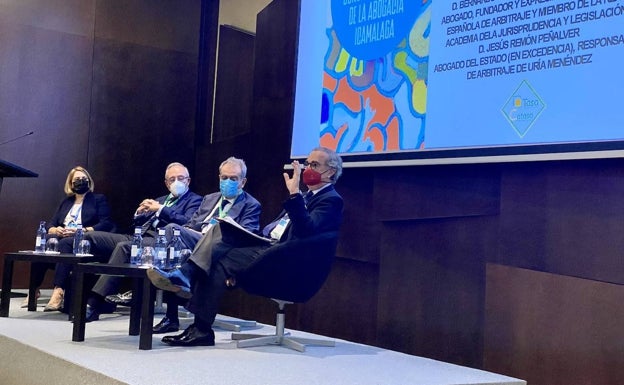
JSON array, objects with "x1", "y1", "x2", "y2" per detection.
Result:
[{"x1": 0, "y1": 131, "x2": 34, "y2": 146}]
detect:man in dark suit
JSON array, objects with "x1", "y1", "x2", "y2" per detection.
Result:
[
  {"x1": 160, "y1": 156, "x2": 262, "y2": 256},
  {"x1": 108, "y1": 157, "x2": 262, "y2": 331},
  {"x1": 83, "y1": 162, "x2": 202, "y2": 321},
  {"x1": 147, "y1": 147, "x2": 344, "y2": 346}
]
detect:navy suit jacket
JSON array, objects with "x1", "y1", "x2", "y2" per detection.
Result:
[
  {"x1": 184, "y1": 185, "x2": 342, "y2": 320},
  {"x1": 47, "y1": 192, "x2": 115, "y2": 232},
  {"x1": 262, "y1": 184, "x2": 343, "y2": 243},
  {"x1": 185, "y1": 191, "x2": 261, "y2": 233},
  {"x1": 132, "y1": 190, "x2": 202, "y2": 230}
]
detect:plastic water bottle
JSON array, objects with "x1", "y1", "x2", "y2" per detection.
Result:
[
  {"x1": 154, "y1": 228, "x2": 167, "y2": 268},
  {"x1": 73, "y1": 225, "x2": 84, "y2": 255},
  {"x1": 35, "y1": 221, "x2": 46, "y2": 253},
  {"x1": 167, "y1": 228, "x2": 182, "y2": 269},
  {"x1": 130, "y1": 227, "x2": 143, "y2": 265}
]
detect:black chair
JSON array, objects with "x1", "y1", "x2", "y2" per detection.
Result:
[{"x1": 231, "y1": 231, "x2": 339, "y2": 352}]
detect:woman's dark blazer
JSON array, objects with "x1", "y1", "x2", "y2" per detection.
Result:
[{"x1": 47, "y1": 192, "x2": 115, "y2": 232}]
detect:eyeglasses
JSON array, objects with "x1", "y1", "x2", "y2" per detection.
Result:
[
  {"x1": 166, "y1": 176, "x2": 189, "y2": 183},
  {"x1": 303, "y1": 161, "x2": 323, "y2": 170},
  {"x1": 219, "y1": 175, "x2": 241, "y2": 182},
  {"x1": 72, "y1": 177, "x2": 88, "y2": 182}
]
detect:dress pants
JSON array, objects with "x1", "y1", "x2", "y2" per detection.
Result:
[
  {"x1": 52, "y1": 237, "x2": 75, "y2": 287},
  {"x1": 31, "y1": 236, "x2": 74, "y2": 289},
  {"x1": 164, "y1": 224, "x2": 203, "y2": 250},
  {"x1": 86, "y1": 232, "x2": 133, "y2": 297},
  {"x1": 90, "y1": 227, "x2": 201, "y2": 299},
  {"x1": 160, "y1": 224, "x2": 210, "y2": 319},
  {"x1": 188, "y1": 225, "x2": 223, "y2": 273},
  {"x1": 186, "y1": 242, "x2": 270, "y2": 329},
  {"x1": 85, "y1": 231, "x2": 133, "y2": 257}
]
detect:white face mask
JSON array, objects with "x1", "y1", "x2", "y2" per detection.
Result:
[{"x1": 169, "y1": 180, "x2": 188, "y2": 197}]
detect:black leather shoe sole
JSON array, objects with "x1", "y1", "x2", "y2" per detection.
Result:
[
  {"x1": 162, "y1": 329, "x2": 189, "y2": 343},
  {"x1": 146, "y1": 269, "x2": 192, "y2": 299},
  {"x1": 163, "y1": 334, "x2": 215, "y2": 347}
]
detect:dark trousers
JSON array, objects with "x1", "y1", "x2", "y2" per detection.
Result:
[
  {"x1": 186, "y1": 242, "x2": 269, "y2": 330},
  {"x1": 30, "y1": 236, "x2": 103, "y2": 312},
  {"x1": 87, "y1": 232, "x2": 143, "y2": 298},
  {"x1": 31, "y1": 236, "x2": 74, "y2": 289}
]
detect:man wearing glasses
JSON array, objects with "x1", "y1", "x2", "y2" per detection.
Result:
[
  {"x1": 158, "y1": 157, "x2": 261, "y2": 259},
  {"x1": 82, "y1": 162, "x2": 202, "y2": 321},
  {"x1": 147, "y1": 147, "x2": 343, "y2": 346},
  {"x1": 107, "y1": 157, "x2": 262, "y2": 332}
]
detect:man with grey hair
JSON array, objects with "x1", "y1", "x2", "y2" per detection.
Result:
[
  {"x1": 87, "y1": 157, "x2": 262, "y2": 325},
  {"x1": 82, "y1": 162, "x2": 202, "y2": 321},
  {"x1": 160, "y1": 157, "x2": 256, "y2": 254},
  {"x1": 147, "y1": 147, "x2": 343, "y2": 346}
]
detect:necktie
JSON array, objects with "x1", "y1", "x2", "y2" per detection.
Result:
[
  {"x1": 304, "y1": 191, "x2": 313, "y2": 205},
  {"x1": 213, "y1": 199, "x2": 229, "y2": 221},
  {"x1": 163, "y1": 195, "x2": 178, "y2": 207}
]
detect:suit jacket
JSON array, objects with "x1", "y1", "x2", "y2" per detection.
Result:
[
  {"x1": 47, "y1": 192, "x2": 115, "y2": 232},
  {"x1": 185, "y1": 185, "x2": 343, "y2": 317},
  {"x1": 132, "y1": 190, "x2": 202, "y2": 231},
  {"x1": 262, "y1": 184, "x2": 343, "y2": 243},
  {"x1": 187, "y1": 191, "x2": 262, "y2": 272},
  {"x1": 185, "y1": 191, "x2": 261, "y2": 233}
]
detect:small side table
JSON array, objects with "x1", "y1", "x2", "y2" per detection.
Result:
[
  {"x1": 71, "y1": 262, "x2": 155, "y2": 350},
  {"x1": 1, "y1": 252, "x2": 97, "y2": 317}
]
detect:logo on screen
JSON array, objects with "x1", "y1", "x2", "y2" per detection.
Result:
[{"x1": 501, "y1": 80, "x2": 546, "y2": 138}]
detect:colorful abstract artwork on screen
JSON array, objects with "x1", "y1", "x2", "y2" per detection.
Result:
[{"x1": 320, "y1": 0, "x2": 431, "y2": 154}]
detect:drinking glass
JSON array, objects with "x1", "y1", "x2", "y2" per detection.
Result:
[
  {"x1": 140, "y1": 246, "x2": 155, "y2": 268},
  {"x1": 45, "y1": 237, "x2": 59, "y2": 253},
  {"x1": 78, "y1": 239, "x2": 91, "y2": 255}
]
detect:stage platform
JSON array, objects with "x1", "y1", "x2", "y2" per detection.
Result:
[{"x1": 0, "y1": 290, "x2": 525, "y2": 385}]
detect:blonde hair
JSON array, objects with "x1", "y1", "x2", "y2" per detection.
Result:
[{"x1": 64, "y1": 166, "x2": 94, "y2": 195}]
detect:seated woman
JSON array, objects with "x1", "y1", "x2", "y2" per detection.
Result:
[{"x1": 25, "y1": 166, "x2": 115, "y2": 312}]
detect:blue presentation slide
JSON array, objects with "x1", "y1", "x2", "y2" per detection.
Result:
[{"x1": 291, "y1": 0, "x2": 624, "y2": 159}]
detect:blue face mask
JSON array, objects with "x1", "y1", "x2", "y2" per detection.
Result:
[{"x1": 220, "y1": 179, "x2": 241, "y2": 199}]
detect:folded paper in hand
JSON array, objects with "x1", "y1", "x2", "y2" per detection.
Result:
[{"x1": 216, "y1": 216, "x2": 274, "y2": 246}]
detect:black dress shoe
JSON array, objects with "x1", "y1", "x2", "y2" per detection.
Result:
[
  {"x1": 162, "y1": 324, "x2": 195, "y2": 343},
  {"x1": 162, "y1": 325, "x2": 215, "y2": 347},
  {"x1": 153, "y1": 317, "x2": 180, "y2": 334},
  {"x1": 84, "y1": 301, "x2": 116, "y2": 323}
]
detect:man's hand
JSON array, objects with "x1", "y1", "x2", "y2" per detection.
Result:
[
  {"x1": 136, "y1": 199, "x2": 162, "y2": 214},
  {"x1": 283, "y1": 160, "x2": 302, "y2": 195}
]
